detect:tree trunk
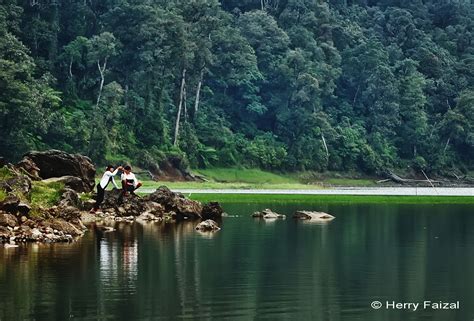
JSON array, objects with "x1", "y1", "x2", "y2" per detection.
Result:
[
  {"x1": 95, "y1": 58, "x2": 107, "y2": 109},
  {"x1": 183, "y1": 83, "x2": 188, "y2": 121},
  {"x1": 69, "y1": 58, "x2": 73, "y2": 79},
  {"x1": 194, "y1": 69, "x2": 204, "y2": 118},
  {"x1": 173, "y1": 68, "x2": 186, "y2": 146},
  {"x1": 321, "y1": 133, "x2": 329, "y2": 157},
  {"x1": 443, "y1": 136, "x2": 451, "y2": 153}
]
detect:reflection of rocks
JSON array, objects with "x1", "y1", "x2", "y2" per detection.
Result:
[
  {"x1": 195, "y1": 219, "x2": 220, "y2": 232},
  {"x1": 252, "y1": 209, "x2": 286, "y2": 219},
  {"x1": 293, "y1": 211, "x2": 335, "y2": 222}
]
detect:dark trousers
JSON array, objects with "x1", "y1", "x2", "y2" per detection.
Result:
[{"x1": 94, "y1": 184, "x2": 105, "y2": 210}]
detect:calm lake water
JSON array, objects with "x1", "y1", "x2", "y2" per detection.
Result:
[{"x1": 1, "y1": 201, "x2": 473, "y2": 321}]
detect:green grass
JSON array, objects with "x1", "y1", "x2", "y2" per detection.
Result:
[
  {"x1": 79, "y1": 192, "x2": 94, "y2": 201},
  {"x1": 142, "y1": 180, "x2": 323, "y2": 190},
  {"x1": 185, "y1": 193, "x2": 474, "y2": 204},
  {"x1": 195, "y1": 168, "x2": 298, "y2": 184},
  {"x1": 29, "y1": 181, "x2": 64, "y2": 208},
  {"x1": 0, "y1": 166, "x2": 14, "y2": 180},
  {"x1": 0, "y1": 189, "x2": 6, "y2": 202}
]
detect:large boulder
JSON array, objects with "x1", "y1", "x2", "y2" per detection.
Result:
[
  {"x1": 293, "y1": 211, "x2": 335, "y2": 222},
  {"x1": 145, "y1": 186, "x2": 203, "y2": 220},
  {"x1": 21, "y1": 150, "x2": 96, "y2": 192},
  {"x1": 201, "y1": 202, "x2": 224, "y2": 220}
]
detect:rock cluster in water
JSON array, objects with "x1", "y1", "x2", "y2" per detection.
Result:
[
  {"x1": 0, "y1": 150, "x2": 223, "y2": 245},
  {"x1": 252, "y1": 209, "x2": 286, "y2": 219},
  {"x1": 252, "y1": 209, "x2": 335, "y2": 222}
]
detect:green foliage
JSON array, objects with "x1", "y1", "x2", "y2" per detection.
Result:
[
  {"x1": 0, "y1": 189, "x2": 6, "y2": 202},
  {"x1": 0, "y1": 0, "x2": 473, "y2": 174},
  {"x1": 29, "y1": 182, "x2": 64, "y2": 208},
  {"x1": 0, "y1": 166, "x2": 14, "y2": 180}
]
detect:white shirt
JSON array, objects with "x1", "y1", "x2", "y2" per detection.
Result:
[
  {"x1": 121, "y1": 172, "x2": 138, "y2": 187},
  {"x1": 99, "y1": 169, "x2": 119, "y2": 189}
]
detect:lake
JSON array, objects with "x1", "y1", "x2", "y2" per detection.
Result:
[{"x1": 1, "y1": 200, "x2": 473, "y2": 321}]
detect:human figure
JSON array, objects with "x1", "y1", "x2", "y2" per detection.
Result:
[
  {"x1": 121, "y1": 165, "x2": 142, "y2": 196},
  {"x1": 91, "y1": 165, "x2": 122, "y2": 213}
]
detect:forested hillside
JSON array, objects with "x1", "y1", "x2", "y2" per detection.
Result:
[{"x1": 1, "y1": 0, "x2": 473, "y2": 175}]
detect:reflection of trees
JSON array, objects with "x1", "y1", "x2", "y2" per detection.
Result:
[{"x1": 1, "y1": 204, "x2": 473, "y2": 320}]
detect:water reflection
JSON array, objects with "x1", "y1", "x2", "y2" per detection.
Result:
[{"x1": 0, "y1": 203, "x2": 473, "y2": 321}]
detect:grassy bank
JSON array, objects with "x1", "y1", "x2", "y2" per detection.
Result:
[
  {"x1": 185, "y1": 193, "x2": 474, "y2": 205},
  {"x1": 140, "y1": 167, "x2": 379, "y2": 190}
]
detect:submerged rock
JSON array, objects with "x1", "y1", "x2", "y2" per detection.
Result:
[
  {"x1": 252, "y1": 209, "x2": 286, "y2": 219},
  {"x1": 195, "y1": 219, "x2": 220, "y2": 232},
  {"x1": 293, "y1": 211, "x2": 335, "y2": 222}
]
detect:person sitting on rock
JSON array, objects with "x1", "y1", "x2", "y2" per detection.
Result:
[
  {"x1": 121, "y1": 165, "x2": 142, "y2": 196},
  {"x1": 91, "y1": 165, "x2": 123, "y2": 213}
]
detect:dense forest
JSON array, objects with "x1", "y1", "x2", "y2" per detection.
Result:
[{"x1": 0, "y1": 0, "x2": 473, "y2": 175}]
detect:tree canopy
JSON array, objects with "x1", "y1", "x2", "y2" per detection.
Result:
[{"x1": 0, "y1": 0, "x2": 473, "y2": 175}]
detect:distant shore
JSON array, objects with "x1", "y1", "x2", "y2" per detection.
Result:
[{"x1": 142, "y1": 187, "x2": 474, "y2": 197}]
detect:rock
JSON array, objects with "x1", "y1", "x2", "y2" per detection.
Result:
[
  {"x1": 137, "y1": 212, "x2": 160, "y2": 221},
  {"x1": 0, "y1": 195, "x2": 20, "y2": 214},
  {"x1": 14, "y1": 157, "x2": 41, "y2": 180},
  {"x1": 48, "y1": 205, "x2": 81, "y2": 221},
  {"x1": 30, "y1": 228, "x2": 43, "y2": 240},
  {"x1": 4, "y1": 243, "x2": 19, "y2": 248},
  {"x1": 5, "y1": 174, "x2": 32, "y2": 195},
  {"x1": 143, "y1": 201, "x2": 165, "y2": 216},
  {"x1": 195, "y1": 219, "x2": 220, "y2": 232},
  {"x1": 17, "y1": 203, "x2": 31, "y2": 216},
  {"x1": 293, "y1": 211, "x2": 335, "y2": 222},
  {"x1": 252, "y1": 209, "x2": 286, "y2": 219},
  {"x1": 22, "y1": 150, "x2": 96, "y2": 192},
  {"x1": 201, "y1": 202, "x2": 224, "y2": 220},
  {"x1": 43, "y1": 176, "x2": 90, "y2": 193},
  {"x1": 58, "y1": 188, "x2": 81, "y2": 208},
  {"x1": 81, "y1": 199, "x2": 96, "y2": 211},
  {"x1": 0, "y1": 213, "x2": 19, "y2": 227},
  {"x1": 41, "y1": 219, "x2": 83, "y2": 237},
  {"x1": 149, "y1": 156, "x2": 200, "y2": 182},
  {"x1": 145, "y1": 186, "x2": 202, "y2": 220}
]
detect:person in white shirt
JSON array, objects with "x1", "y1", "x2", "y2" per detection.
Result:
[
  {"x1": 91, "y1": 165, "x2": 123, "y2": 213},
  {"x1": 121, "y1": 165, "x2": 142, "y2": 195}
]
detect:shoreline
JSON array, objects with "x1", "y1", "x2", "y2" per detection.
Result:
[{"x1": 142, "y1": 187, "x2": 474, "y2": 197}]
